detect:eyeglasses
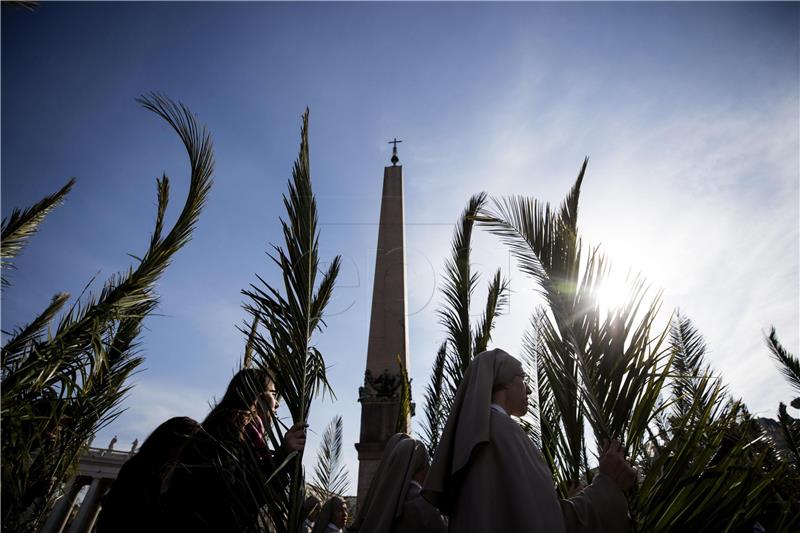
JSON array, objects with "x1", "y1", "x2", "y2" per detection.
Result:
[{"x1": 515, "y1": 373, "x2": 533, "y2": 390}]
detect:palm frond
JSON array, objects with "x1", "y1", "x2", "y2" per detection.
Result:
[
  {"x1": 670, "y1": 313, "x2": 721, "y2": 420},
  {"x1": 776, "y1": 403, "x2": 800, "y2": 469},
  {"x1": 424, "y1": 192, "x2": 512, "y2": 435},
  {"x1": 438, "y1": 192, "x2": 486, "y2": 378},
  {"x1": 396, "y1": 355, "x2": 412, "y2": 433},
  {"x1": 477, "y1": 176, "x2": 605, "y2": 448},
  {"x1": 766, "y1": 326, "x2": 800, "y2": 395},
  {"x1": 479, "y1": 163, "x2": 674, "y2": 450},
  {"x1": 519, "y1": 321, "x2": 543, "y2": 445},
  {"x1": 472, "y1": 269, "x2": 509, "y2": 354},
  {"x1": 422, "y1": 191, "x2": 512, "y2": 464},
  {"x1": 477, "y1": 160, "x2": 790, "y2": 531},
  {"x1": 475, "y1": 159, "x2": 585, "y2": 314},
  {"x1": 1, "y1": 94, "x2": 213, "y2": 532},
  {"x1": 241, "y1": 314, "x2": 260, "y2": 370},
  {"x1": 530, "y1": 309, "x2": 584, "y2": 485},
  {"x1": 1, "y1": 292, "x2": 69, "y2": 368},
  {"x1": 474, "y1": 194, "x2": 552, "y2": 291},
  {"x1": 557, "y1": 157, "x2": 587, "y2": 233},
  {"x1": 310, "y1": 415, "x2": 350, "y2": 501},
  {"x1": 633, "y1": 389, "x2": 788, "y2": 531},
  {"x1": 521, "y1": 310, "x2": 579, "y2": 497},
  {"x1": 1, "y1": 178, "x2": 74, "y2": 287},
  {"x1": 241, "y1": 108, "x2": 341, "y2": 533},
  {"x1": 421, "y1": 342, "x2": 447, "y2": 455}
]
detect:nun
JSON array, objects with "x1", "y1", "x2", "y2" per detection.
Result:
[
  {"x1": 301, "y1": 495, "x2": 321, "y2": 533},
  {"x1": 311, "y1": 496, "x2": 348, "y2": 533},
  {"x1": 348, "y1": 432, "x2": 409, "y2": 531},
  {"x1": 359, "y1": 437, "x2": 446, "y2": 533},
  {"x1": 422, "y1": 348, "x2": 635, "y2": 533}
]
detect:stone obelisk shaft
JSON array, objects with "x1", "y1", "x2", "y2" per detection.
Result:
[{"x1": 355, "y1": 164, "x2": 410, "y2": 506}]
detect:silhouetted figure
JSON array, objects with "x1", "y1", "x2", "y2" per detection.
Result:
[
  {"x1": 163, "y1": 368, "x2": 306, "y2": 531},
  {"x1": 359, "y1": 438, "x2": 445, "y2": 533},
  {"x1": 96, "y1": 416, "x2": 200, "y2": 533},
  {"x1": 301, "y1": 495, "x2": 321, "y2": 532},
  {"x1": 107, "y1": 435, "x2": 117, "y2": 451},
  {"x1": 349, "y1": 432, "x2": 408, "y2": 531},
  {"x1": 131, "y1": 438, "x2": 139, "y2": 453},
  {"x1": 311, "y1": 496, "x2": 348, "y2": 533}
]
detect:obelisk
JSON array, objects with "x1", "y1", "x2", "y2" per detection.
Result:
[{"x1": 355, "y1": 139, "x2": 411, "y2": 506}]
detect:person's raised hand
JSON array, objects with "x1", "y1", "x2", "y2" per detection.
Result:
[
  {"x1": 599, "y1": 439, "x2": 637, "y2": 493},
  {"x1": 283, "y1": 422, "x2": 308, "y2": 453}
]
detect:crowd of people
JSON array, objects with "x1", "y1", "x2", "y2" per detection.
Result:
[{"x1": 95, "y1": 349, "x2": 636, "y2": 532}]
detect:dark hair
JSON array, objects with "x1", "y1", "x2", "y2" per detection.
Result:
[
  {"x1": 203, "y1": 368, "x2": 273, "y2": 438},
  {"x1": 218, "y1": 368, "x2": 272, "y2": 411},
  {"x1": 138, "y1": 416, "x2": 201, "y2": 462}
]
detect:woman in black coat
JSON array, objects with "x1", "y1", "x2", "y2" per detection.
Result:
[
  {"x1": 163, "y1": 368, "x2": 306, "y2": 532},
  {"x1": 96, "y1": 416, "x2": 200, "y2": 533}
]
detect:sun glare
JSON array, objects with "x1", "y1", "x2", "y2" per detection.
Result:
[{"x1": 594, "y1": 275, "x2": 630, "y2": 313}]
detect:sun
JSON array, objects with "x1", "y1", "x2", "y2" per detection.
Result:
[{"x1": 594, "y1": 274, "x2": 631, "y2": 313}]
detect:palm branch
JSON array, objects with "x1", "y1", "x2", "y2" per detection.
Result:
[
  {"x1": 669, "y1": 313, "x2": 727, "y2": 423},
  {"x1": 520, "y1": 309, "x2": 576, "y2": 495},
  {"x1": 766, "y1": 326, "x2": 800, "y2": 396},
  {"x1": 241, "y1": 314, "x2": 260, "y2": 370},
  {"x1": 635, "y1": 337, "x2": 797, "y2": 532},
  {"x1": 241, "y1": 108, "x2": 341, "y2": 533},
  {"x1": 309, "y1": 415, "x2": 350, "y2": 501},
  {"x1": 776, "y1": 403, "x2": 800, "y2": 470},
  {"x1": 396, "y1": 355, "x2": 412, "y2": 433},
  {"x1": 634, "y1": 392, "x2": 778, "y2": 531},
  {"x1": 472, "y1": 269, "x2": 509, "y2": 354},
  {"x1": 438, "y1": 193, "x2": 485, "y2": 384},
  {"x1": 474, "y1": 158, "x2": 786, "y2": 530},
  {"x1": 474, "y1": 164, "x2": 598, "y2": 474},
  {"x1": 533, "y1": 312, "x2": 587, "y2": 486},
  {"x1": 1, "y1": 178, "x2": 74, "y2": 288},
  {"x1": 1, "y1": 94, "x2": 213, "y2": 532},
  {"x1": 421, "y1": 342, "x2": 447, "y2": 456},
  {"x1": 764, "y1": 327, "x2": 800, "y2": 477},
  {"x1": 476, "y1": 160, "x2": 669, "y2": 468},
  {"x1": 420, "y1": 193, "x2": 509, "y2": 453},
  {"x1": 519, "y1": 320, "x2": 544, "y2": 448}
]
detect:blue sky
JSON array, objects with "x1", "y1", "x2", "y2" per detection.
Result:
[{"x1": 3, "y1": 2, "x2": 798, "y2": 490}]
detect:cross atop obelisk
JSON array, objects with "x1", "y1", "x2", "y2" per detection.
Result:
[
  {"x1": 388, "y1": 138, "x2": 402, "y2": 166},
  {"x1": 354, "y1": 143, "x2": 411, "y2": 508}
]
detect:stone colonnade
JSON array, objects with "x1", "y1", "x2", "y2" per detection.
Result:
[{"x1": 40, "y1": 447, "x2": 133, "y2": 533}]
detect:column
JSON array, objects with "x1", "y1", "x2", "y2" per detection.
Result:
[
  {"x1": 66, "y1": 477, "x2": 109, "y2": 533},
  {"x1": 41, "y1": 475, "x2": 90, "y2": 533}
]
